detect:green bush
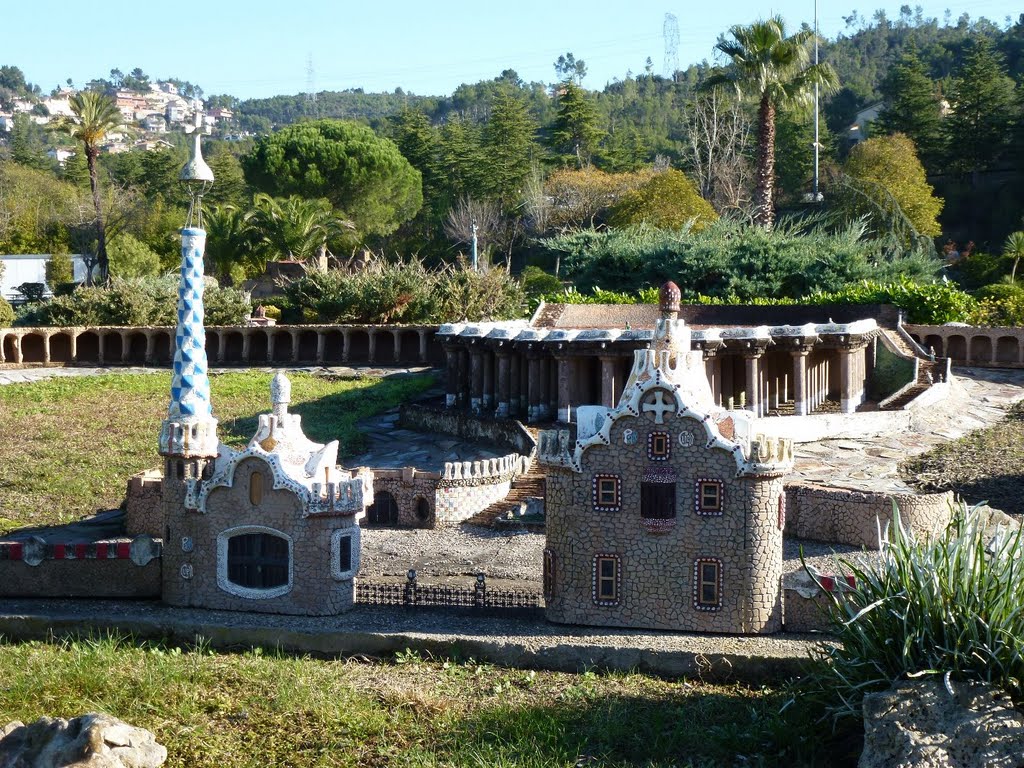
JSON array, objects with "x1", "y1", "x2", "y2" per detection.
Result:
[
  {"x1": 969, "y1": 282, "x2": 1024, "y2": 326},
  {"x1": 45, "y1": 251, "x2": 75, "y2": 287},
  {"x1": 607, "y1": 170, "x2": 718, "y2": 231},
  {"x1": 14, "y1": 276, "x2": 251, "y2": 327},
  {"x1": 519, "y1": 266, "x2": 563, "y2": 299},
  {"x1": 803, "y1": 503, "x2": 1024, "y2": 722},
  {"x1": 542, "y1": 218, "x2": 940, "y2": 299},
  {"x1": 0, "y1": 297, "x2": 14, "y2": 327}
]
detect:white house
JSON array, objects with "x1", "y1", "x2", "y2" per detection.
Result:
[{"x1": 0, "y1": 254, "x2": 93, "y2": 302}]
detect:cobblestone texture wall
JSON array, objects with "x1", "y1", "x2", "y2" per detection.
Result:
[
  {"x1": 783, "y1": 589, "x2": 834, "y2": 633},
  {"x1": 545, "y1": 413, "x2": 784, "y2": 634},
  {"x1": 435, "y1": 478, "x2": 512, "y2": 524},
  {"x1": 0, "y1": 559, "x2": 161, "y2": 598},
  {"x1": 371, "y1": 469, "x2": 439, "y2": 527},
  {"x1": 785, "y1": 483, "x2": 954, "y2": 548},
  {"x1": 162, "y1": 457, "x2": 358, "y2": 616},
  {"x1": 125, "y1": 469, "x2": 164, "y2": 537}
]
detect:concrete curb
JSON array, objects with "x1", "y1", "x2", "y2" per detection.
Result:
[{"x1": 0, "y1": 602, "x2": 826, "y2": 684}]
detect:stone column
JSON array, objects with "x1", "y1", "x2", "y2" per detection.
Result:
[
  {"x1": 792, "y1": 350, "x2": 809, "y2": 416},
  {"x1": 599, "y1": 355, "x2": 618, "y2": 409},
  {"x1": 482, "y1": 351, "x2": 495, "y2": 411},
  {"x1": 367, "y1": 330, "x2": 377, "y2": 364},
  {"x1": 721, "y1": 356, "x2": 734, "y2": 408},
  {"x1": 556, "y1": 356, "x2": 574, "y2": 423},
  {"x1": 445, "y1": 348, "x2": 459, "y2": 407},
  {"x1": 469, "y1": 349, "x2": 484, "y2": 413},
  {"x1": 241, "y1": 330, "x2": 252, "y2": 362},
  {"x1": 840, "y1": 347, "x2": 864, "y2": 414},
  {"x1": 341, "y1": 330, "x2": 350, "y2": 363},
  {"x1": 527, "y1": 356, "x2": 542, "y2": 421},
  {"x1": 42, "y1": 333, "x2": 51, "y2": 364},
  {"x1": 547, "y1": 357, "x2": 559, "y2": 419},
  {"x1": 316, "y1": 332, "x2": 326, "y2": 363},
  {"x1": 418, "y1": 330, "x2": 429, "y2": 363},
  {"x1": 495, "y1": 352, "x2": 511, "y2": 417},
  {"x1": 69, "y1": 331, "x2": 78, "y2": 363},
  {"x1": 743, "y1": 353, "x2": 760, "y2": 415},
  {"x1": 13, "y1": 335, "x2": 23, "y2": 364},
  {"x1": 393, "y1": 331, "x2": 402, "y2": 363},
  {"x1": 121, "y1": 333, "x2": 131, "y2": 363},
  {"x1": 266, "y1": 332, "x2": 276, "y2": 363},
  {"x1": 508, "y1": 354, "x2": 521, "y2": 417}
]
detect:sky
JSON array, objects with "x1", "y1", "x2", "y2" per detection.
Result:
[{"x1": 4, "y1": 0, "x2": 1021, "y2": 99}]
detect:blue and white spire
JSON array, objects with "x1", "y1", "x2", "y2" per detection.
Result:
[{"x1": 159, "y1": 126, "x2": 218, "y2": 458}]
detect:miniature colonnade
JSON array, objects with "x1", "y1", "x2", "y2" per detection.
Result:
[
  {"x1": 439, "y1": 318, "x2": 879, "y2": 422},
  {"x1": 0, "y1": 324, "x2": 443, "y2": 367}
]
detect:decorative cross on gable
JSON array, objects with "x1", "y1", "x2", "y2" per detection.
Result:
[{"x1": 642, "y1": 389, "x2": 676, "y2": 424}]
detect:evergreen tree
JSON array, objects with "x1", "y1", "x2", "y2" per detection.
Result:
[
  {"x1": 439, "y1": 117, "x2": 486, "y2": 201},
  {"x1": 549, "y1": 81, "x2": 604, "y2": 167},
  {"x1": 875, "y1": 46, "x2": 944, "y2": 168},
  {"x1": 392, "y1": 108, "x2": 446, "y2": 217},
  {"x1": 482, "y1": 89, "x2": 537, "y2": 205},
  {"x1": 9, "y1": 113, "x2": 50, "y2": 171},
  {"x1": 944, "y1": 37, "x2": 1017, "y2": 175}
]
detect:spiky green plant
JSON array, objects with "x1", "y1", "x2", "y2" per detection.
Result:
[{"x1": 803, "y1": 502, "x2": 1024, "y2": 722}]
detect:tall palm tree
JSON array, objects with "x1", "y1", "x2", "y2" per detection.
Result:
[
  {"x1": 66, "y1": 92, "x2": 123, "y2": 282},
  {"x1": 245, "y1": 193, "x2": 353, "y2": 265},
  {"x1": 705, "y1": 17, "x2": 838, "y2": 230}
]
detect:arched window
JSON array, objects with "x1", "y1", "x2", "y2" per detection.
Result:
[
  {"x1": 217, "y1": 526, "x2": 292, "y2": 599},
  {"x1": 249, "y1": 472, "x2": 264, "y2": 505},
  {"x1": 367, "y1": 490, "x2": 399, "y2": 527},
  {"x1": 415, "y1": 497, "x2": 431, "y2": 524}
]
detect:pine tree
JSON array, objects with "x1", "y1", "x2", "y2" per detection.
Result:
[
  {"x1": 549, "y1": 81, "x2": 604, "y2": 168},
  {"x1": 875, "y1": 46, "x2": 944, "y2": 169},
  {"x1": 944, "y1": 37, "x2": 1017, "y2": 175},
  {"x1": 482, "y1": 89, "x2": 537, "y2": 205}
]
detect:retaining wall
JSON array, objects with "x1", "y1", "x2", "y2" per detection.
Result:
[
  {"x1": 0, "y1": 324, "x2": 444, "y2": 367},
  {"x1": 784, "y1": 482, "x2": 955, "y2": 549},
  {"x1": 400, "y1": 403, "x2": 537, "y2": 456},
  {"x1": 906, "y1": 324, "x2": 1024, "y2": 368}
]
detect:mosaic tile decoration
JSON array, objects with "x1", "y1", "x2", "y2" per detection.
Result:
[{"x1": 167, "y1": 228, "x2": 212, "y2": 422}]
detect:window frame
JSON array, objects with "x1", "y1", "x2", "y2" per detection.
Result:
[
  {"x1": 695, "y1": 479, "x2": 724, "y2": 516},
  {"x1": 217, "y1": 525, "x2": 293, "y2": 599},
  {"x1": 592, "y1": 553, "x2": 622, "y2": 606},
  {"x1": 331, "y1": 526, "x2": 361, "y2": 580},
  {"x1": 592, "y1": 474, "x2": 621, "y2": 511},
  {"x1": 640, "y1": 481, "x2": 677, "y2": 520},
  {"x1": 647, "y1": 430, "x2": 671, "y2": 461},
  {"x1": 693, "y1": 557, "x2": 723, "y2": 611}
]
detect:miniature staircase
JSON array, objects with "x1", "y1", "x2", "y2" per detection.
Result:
[
  {"x1": 465, "y1": 456, "x2": 546, "y2": 528},
  {"x1": 881, "y1": 359, "x2": 936, "y2": 411}
]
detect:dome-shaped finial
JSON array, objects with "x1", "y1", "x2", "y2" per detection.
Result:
[
  {"x1": 179, "y1": 108, "x2": 214, "y2": 228},
  {"x1": 659, "y1": 281, "x2": 681, "y2": 314}
]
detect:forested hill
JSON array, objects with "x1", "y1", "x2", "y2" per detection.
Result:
[{"x1": 230, "y1": 11, "x2": 1024, "y2": 138}]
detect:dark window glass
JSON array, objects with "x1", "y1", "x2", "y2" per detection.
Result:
[
  {"x1": 227, "y1": 533, "x2": 289, "y2": 589},
  {"x1": 641, "y1": 482, "x2": 676, "y2": 519},
  {"x1": 338, "y1": 535, "x2": 352, "y2": 573},
  {"x1": 367, "y1": 491, "x2": 399, "y2": 526}
]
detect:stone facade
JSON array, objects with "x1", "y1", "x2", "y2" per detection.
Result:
[
  {"x1": 539, "y1": 287, "x2": 794, "y2": 634},
  {"x1": 125, "y1": 469, "x2": 164, "y2": 537},
  {"x1": 785, "y1": 483, "x2": 955, "y2": 548}
]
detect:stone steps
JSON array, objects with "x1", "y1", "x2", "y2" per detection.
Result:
[{"x1": 464, "y1": 457, "x2": 546, "y2": 528}]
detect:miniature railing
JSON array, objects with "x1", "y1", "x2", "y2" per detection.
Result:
[{"x1": 355, "y1": 572, "x2": 542, "y2": 615}]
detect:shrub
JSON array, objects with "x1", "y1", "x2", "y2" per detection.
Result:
[
  {"x1": 0, "y1": 297, "x2": 14, "y2": 327},
  {"x1": 969, "y1": 282, "x2": 1024, "y2": 326},
  {"x1": 108, "y1": 233, "x2": 161, "y2": 279},
  {"x1": 45, "y1": 250, "x2": 75, "y2": 286},
  {"x1": 608, "y1": 170, "x2": 718, "y2": 231},
  {"x1": 803, "y1": 503, "x2": 1024, "y2": 722},
  {"x1": 519, "y1": 266, "x2": 563, "y2": 299}
]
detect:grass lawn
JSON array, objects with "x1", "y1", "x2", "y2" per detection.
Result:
[
  {"x1": 0, "y1": 371, "x2": 436, "y2": 534},
  {"x1": 0, "y1": 636, "x2": 850, "y2": 767},
  {"x1": 900, "y1": 400, "x2": 1024, "y2": 515}
]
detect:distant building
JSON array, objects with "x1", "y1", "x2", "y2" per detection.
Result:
[
  {"x1": 142, "y1": 113, "x2": 167, "y2": 133},
  {"x1": 846, "y1": 101, "x2": 882, "y2": 147},
  {"x1": 0, "y1": 253, "x2": 93, "y2": 301},
  {"x1": 46, "y1": 147, "x2": 76, "y2": 166},
  {"x1": 0, "y1": 114, "x2": 14, "y2": 132}
]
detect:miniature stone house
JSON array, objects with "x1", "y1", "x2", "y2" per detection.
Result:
[{"x1": 539, "y1": 285, "x2": 794, "y2": 634}]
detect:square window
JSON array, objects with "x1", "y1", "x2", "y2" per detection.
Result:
[
  {"x1": 648, "y1": 431, "x2": 670, "y2": 460},
  {"x1": 593, "y1": 475, "x2": 621, "y2": 511},
  {"x1": 695, "y1": 479, "x2": 724, "y2": 515},
  {"x1": 592, "y1": 554, "x2": 621, "y2": 606},
  {"x1": 694, "y1": 558, "x2": 722, "y2": 610},
  {"x1": 641, "y1": 482, "x2": 676, "y2": 520}
]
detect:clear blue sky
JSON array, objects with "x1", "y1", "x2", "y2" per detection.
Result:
[{"x1": 5, "y1": 0, "x2": 1020, "y2": 99}]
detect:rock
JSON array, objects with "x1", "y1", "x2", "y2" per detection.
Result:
[
  {"x1": 0, "y1": 712, "x2": 166, "y2": 768},
  {"x1": 860, "y1": 678, "x2": 1024, "y2": 768}
]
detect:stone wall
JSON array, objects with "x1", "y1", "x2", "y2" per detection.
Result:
[
  {"x1": 784, "y1": 482, "x2": 955, "y2": 548},
  {"x1": 0, "y1": 538, "x2": 161, "y2": 598},
  {"x1": 0, "y1": 323, "x2": 444, "y2": 367},
  {"x1": 371, "y1": 468, "x2": 441, "y2": 527},
  {"x1": 906, "y1": 324, "x2": 1024, "y2": 368},
  {"x1": 125, "y1": 469, "x2": 163, "y2": 537},
  {"x1": 399, "y1": 403, "x2": 537, "y2": 456}
]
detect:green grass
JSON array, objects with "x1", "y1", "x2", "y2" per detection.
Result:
[
  {"x1": 899, "y1": 400, "x2": 1024, "y2": 514},
  {"x1": 0, "y1": 635, "x2": 850, "y2": 767},
  {"x1": 0, "y1": 371, "x2": 436, "y2": 533}
]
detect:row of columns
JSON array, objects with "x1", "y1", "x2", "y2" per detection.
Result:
[{"x1": 446, "y1": 340, "x2": 873, "y2": 423}]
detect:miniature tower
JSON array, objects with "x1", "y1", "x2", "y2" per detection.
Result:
[{"x1": 160, "y1": 125, "x2": 216, "y2": 604}]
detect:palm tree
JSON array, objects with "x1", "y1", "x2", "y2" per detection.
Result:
[
  {"x1": 706, "y1": 17, "x2": 838, "y2": 230},
  {"x1": 1004, "y1": 231, "x2": 1024, "y2": 284},
  {"x1": 62, "y1": 91, "x2": 123, "y2": 283},
  {"x1": 245, "y1": 193, "x2": 353, "y2": 266}
]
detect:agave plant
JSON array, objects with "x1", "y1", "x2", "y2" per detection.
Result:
[{"x1": 803, "y1": 501, "x2": 1024, "y2": 722}]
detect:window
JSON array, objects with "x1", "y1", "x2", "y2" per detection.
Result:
[
  {"x1": 249, "y1": 471, "x2": 264, "y2": 505},
  {"x1": 367, "y1": 490, "x2": 399, "y2": 526},
  {"x1": 648, "y1": 431, "x2": 670, "y2": 461},
  {"x1": 543, "y1": 549, "x2": 555, "y2": 600},
  {"x1": 331, "y1": 527, "x2": 360, "y2": 580},
  {"x1": 217, "y1": 526, "x2": 293, "y2": 599},
  {"x1": 592, "y1": 554, "x2": 622, "y2": 606},
  {"x1": 592, "y1": 475, "x2": 621, "y2": 511},
  {"x1": 695, "y1": 479, "x2": 723, "y2": 516},
  {"x1": 641, "y1": 482, "x2": 676, "y2": 519},
  {"x1": 415, "y1": 497, "x2": 431, "y2": 524},
  {"x1": 693, "y1": 558, "x2": 722, "y2": 611}
]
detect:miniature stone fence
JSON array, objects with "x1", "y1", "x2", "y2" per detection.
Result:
[
  {"x1": 399, "y1": 403, "x2": 538, "y2": 457},
  {"x1": 0, "y1": 536, "x2": 162, "y2": 598},
  {"x1": 0, "y1": 323, "x2": 445, "y2": 367},
  {"x1": 906, "y1": 324, "x2": 1024, "y2": 368}
]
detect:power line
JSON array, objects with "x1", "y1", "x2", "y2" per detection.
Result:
[{"x1": 663, "y1": 13, "x2": 679, "y2": 78}]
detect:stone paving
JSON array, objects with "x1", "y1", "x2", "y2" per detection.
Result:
[{"x1": 790, "y1": 367, "x2": 1024, "y2": 494}]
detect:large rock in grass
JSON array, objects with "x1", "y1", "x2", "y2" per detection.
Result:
[
  {"x1": 860, "y1": 678, "x2": 1024, "y2": 768},
  {"x1": 0, "y1": 712, "x2": 166, "y2": 767}
]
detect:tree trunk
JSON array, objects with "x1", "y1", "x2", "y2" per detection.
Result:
[
  {"x1": 753, "y1": 95, "x2": 777, "y2": 231},
  {"x1": 85, "y1": 144, "x2": 108, "y2": 284}
]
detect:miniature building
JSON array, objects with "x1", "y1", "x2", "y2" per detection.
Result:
[
  {"x1": 158, "y1": 228, "x2": 371, "y2": 616},
  {"x1": 538, "y1": 284, "x2": 794, "y2": 633}
]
